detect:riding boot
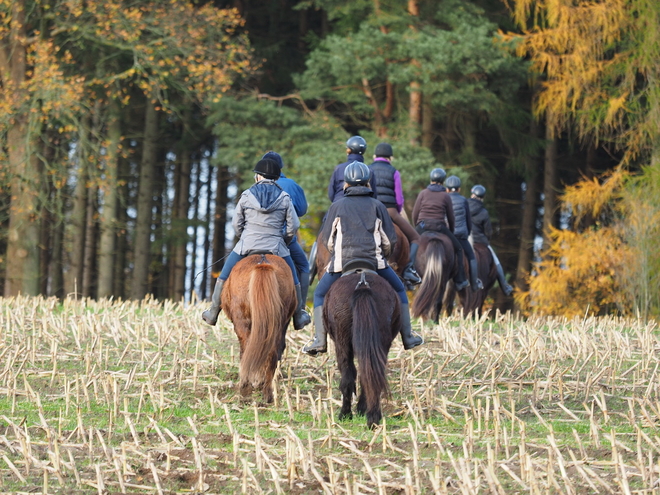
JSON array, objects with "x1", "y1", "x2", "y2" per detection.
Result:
[
  {"x1": 302, "y1": 306, "x2": 327, "y2": 355},
  {"x1": 495, "y1": 262, "x2": 514, "y2": 296},
  {"x1": 453, "y1": 250, "x2": 469, "y2": 291},
  {"x1": 293, "y1": 283, "x2": 312, "y2": 330},
  {"x1": 402, "y1": 242, "x2": 422, "y2": 285},
  {"x1": 201, "y1": 279, "x2": 224, "y2": 326},
  {"x1": 469, "y1": 259, "x2": 484, "y2": 292},
  {"x1": 400, "y1": 303, "x2": 423, "y2": 350}
]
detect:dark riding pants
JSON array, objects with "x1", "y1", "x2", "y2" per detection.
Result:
[
  {"x1": 220, "y1": 251, "x2": 299, "y2": 285},
  {"x1": 313, "y1": 266, "x2": 408, "y2": 307}
]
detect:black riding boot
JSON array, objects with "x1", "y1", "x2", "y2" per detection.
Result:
[
  {"x1": 202, "y1": 279, "x2": 224, "y2": 326},
  {"x1": 402, "y1": 243, "x2": 422, "y2": 285},
  {"x1": 302, "y1": 306, "x2": 327, "y2": 355},
  {"x1": 468, "y1": 259, "x2": 484, "y2": 292},
  {"x1": 400, "y1": 303, "x2": 423, "y2": 350},
  {"x1": 495, "y1": 262, "x2": 514, "y2": 296},
  {"x1": 293, "y1": 283, "x2": 312, "y2": 329},
  {"x1": 454, "y1": 250, "x2": 469, "y2": 291}
]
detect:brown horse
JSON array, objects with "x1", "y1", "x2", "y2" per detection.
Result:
[
  {"x1": 411, "y1": 231, "x2": 460, "y2": 322},
  {"x1": 311, "y1": 223, "x2": 409, "y2": 282},
  {"x1": 324, "y1": 269, "x2": 401, "y2": 428},
  {"x1": 445, "y1": 243, "x2": 497, "y2": 317},
  {"x1": 221, "y1": 254, "x2": 297, "y2": 403}
]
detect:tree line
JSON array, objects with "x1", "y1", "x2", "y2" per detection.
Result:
[{"x1": 0, "y1": 0, "x2": 658, "y2": 318}]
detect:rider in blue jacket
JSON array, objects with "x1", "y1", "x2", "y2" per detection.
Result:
[{"x1": 262, "y1": 151, "x2": 312, "y2": 328}]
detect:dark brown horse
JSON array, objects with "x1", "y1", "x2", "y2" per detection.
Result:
[
  {"x1": 411, "y1": 231, "x2": 460, "y2": 322},
  {"x1": 311, "y1": 224, "x2": 409, "y2": 282},
  {"x1": 445, "y1": 243, "x2": 497, "y2": 317},
  {"x1": 324, "y1": 269, "x2": 401, "y2": 428},
  {"x1": 221, "y1": 254, "x2": 297, "y2": 403}
]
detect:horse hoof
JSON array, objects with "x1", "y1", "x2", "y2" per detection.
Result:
[{"x1": 337, "y1": 411, "x2": 352, "y2": 421}]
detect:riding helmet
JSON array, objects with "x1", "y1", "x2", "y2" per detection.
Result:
[
  {"x1": 430, "y1": 167, "x2": 446, "y2": 183},
  {"x1": 445, "y1": 175, "x2": 461, "y2": 190},
  {"x1": 344, "y1": 161, "x2": 371, "y2": 186},
  {"x1": 346, "y1": 136, "x2": 367, "y2": 155},
  {"x1": 253, "y1": 158, "x2": 280, "y2": 180},
  {"x1": 374, "y1": 142, "x2": 393, "y2": 157},
  {"x1": 471, "y1": 184, "x2": 486, "y2": 198}
]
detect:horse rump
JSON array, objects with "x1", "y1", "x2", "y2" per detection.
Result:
[{"x1": 222, "y1": 255, "x2": 296, "y2": 403}]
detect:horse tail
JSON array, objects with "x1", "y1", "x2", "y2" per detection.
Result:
[
  {"x1": 241, "y1": 263, "x2": 284, "y2": 383},
  {"x1": 412, "y1": 238, "x2": 444, "y2": 319},
  {"x1": 351, "y1": 286, "x2": 389, "y2": 408}
]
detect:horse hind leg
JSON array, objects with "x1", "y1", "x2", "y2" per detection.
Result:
[
  {"x1": 259, "y1": 353, "x2": 279, "y2": 404},
  {"x1": 337, "y1": 354, "x2": 357, "y2": 421},
  {"x1": 366, "y1": 404, "x2": 383, "y2": 429}
]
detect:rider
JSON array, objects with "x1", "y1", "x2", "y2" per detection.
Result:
[
  {"x1": 261, "y1": 150, "x2": 312, "y2": 328},
  {"x1": 302, "y1": 161, "x2": 424, "y2": 355},
  {"x1": 445, "y1": 175, "x2": 483, "y2": 292},
  {"x1": 368, "y1": 142, "x2": 421, "y2": 286},
  {"x1": 468, "y1": 185, "x2": 514, "y2": 296},
  {"x1": 328, "y1": 136, "x2": 378, "y2": 203},
  {"x1": 411, "y1": 168, "x2": 469, "y2": 291},
  {"x1": 202, "y1": 158, "x2": 310, "y2": 329}
]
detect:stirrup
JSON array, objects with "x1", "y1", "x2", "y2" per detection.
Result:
[
  {"x1": 293, "y1": 310, "x2": 311, "y2": 330},
  {"x1": 403, "y1": 267, "x2": 421, "y2": 285},
  {"x1": 402, "y1": 332, "x2": 423, "y2": 350},
  {"x1": 201, "y1": 307, "x2": 221, "y2": 326},
  {"x1": 455, "y1": 280, "x2": 469, "y2": 291}
]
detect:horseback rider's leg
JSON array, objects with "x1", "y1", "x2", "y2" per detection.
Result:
[
  {"x1": 387, "y1": 208, "x2": 422, "y2": 285},
  {"x1": 302, "y1": 272, "x2": 341, "y2": 355},
  {"x1": 378, "y1": 266, "x2": 423, "y2": 350},
  {"x1": 487, "y1": 245, "x2": 513, "y2": 296},
  {"x1": 202, "y1": 251, "x2": 244, "y2": 325},
  {"x1": 460, "y1": 238, "x2": 484, "y2": 292},
  {"x1": 439, "y1": 225, "x2": 469, "y2": 291},
  {"x1": 284, "y1": 254, "x2": 311, "y2": 330}
]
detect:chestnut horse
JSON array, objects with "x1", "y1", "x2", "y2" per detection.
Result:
[
  {"x1": 411, "y1": 231, "x2": 460, "y2": 322},
  {"x1": 221, "y1": 254, "x2": 297, "y2": 403},
  {"x1": 311, "y1": 224, "x2": 409, "y2": 282},
  {"x1": 444, "y1": 243, "x2": 497, "y2": 317},
  {"x1": 324, "y1": 269, "x2": 401, "y2": 428}
]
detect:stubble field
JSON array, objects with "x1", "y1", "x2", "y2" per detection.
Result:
[{"x1": 0, "y1": 296, "x2": 659, "y2": 494}]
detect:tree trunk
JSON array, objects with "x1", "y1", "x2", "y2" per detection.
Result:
[
  {"x1": 421, "y1": 95, "x2": 434, "y2": 149},
  {"x1": 98, "y1": 103, "x2": 122, "y2": 298},
  {"x1": 542, "y1": 123, "x2": 559, "y2": 252},
  {"x1": 188, "y1": 161, "x2": 202, "y2": 300},
  {"x1": 407, "y1": 0, "x2": 421, "y2": 144},
  {"x1": 515, "y1": 119, "x2": 541, "y2": 298},
  {"x1": 113, "y1": 157, "x2": 130, "y2": 298},
  {"x1": 2, "y1": 1, "x2": 42, "y2": 296},
  {"x1": 201, "y1": 163, "x2": 213, "y2": 300},
  {"x1": 173, "y1": 148, "x2": 192, "y2": 302},
  {"x1": 131, "y1": 100, "x2": 159, "y2": 300},
  {"x1": 82, "y1": 186, "x2": 98, "y2": 298},
  {"x1": 211, "y1": 165, "x2": 230, "y2": 298}
]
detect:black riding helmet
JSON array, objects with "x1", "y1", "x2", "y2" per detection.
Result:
[
  {"x1": 430, "y1": 168, "x2": 446, "y2": 183},
  {"x1": 471, "y1": 184, "x2": 486, "y2": 198},
  {"x1": 445, "y1": 175, "x2": 461, "y2": 190},
  {"x1": 253, "y1": 159, "x2": 280, "y2": 180},
  {"x1": 346, "y1": 136, "x2": 367, "y2": 155},
  {"x1": 344, "y1": 161, "x2": 371, "y2": 186}
]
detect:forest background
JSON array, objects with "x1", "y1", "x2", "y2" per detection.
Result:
[{"x1": 0, "y1": 0, "x2": 658, "y2": 319}]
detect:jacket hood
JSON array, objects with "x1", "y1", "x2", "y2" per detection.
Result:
[
  {"x1": 427, "y1": 183, "x2": 446, "y2": 192},
  {"x1": 248, "y1": 181, "x2": 285, "y2": 211}
]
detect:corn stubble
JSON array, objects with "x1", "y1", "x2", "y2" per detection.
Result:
[{"x1": 0, "y1": 295, "x2": 659, "y2": 493}]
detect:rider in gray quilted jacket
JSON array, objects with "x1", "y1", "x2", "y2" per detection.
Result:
[{"x1": 202, "y1": 158, "x2": 311, "y2": 328}]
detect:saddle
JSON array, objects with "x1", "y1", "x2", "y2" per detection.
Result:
[{"x1": 341, "y1": 258, "x2": 377, "y2": 277}]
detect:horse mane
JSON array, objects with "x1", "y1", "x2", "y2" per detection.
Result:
[
  {"x1": 351, "y1": 287, "x2": 389, "y2": 404},
  {"x1": 240, "y1": 263, "x2": 284, "y2": 383},
  {"x1": 412, "y1": 236, "x2": 445, "y2": 320}
]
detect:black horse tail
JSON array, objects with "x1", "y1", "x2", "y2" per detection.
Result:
[
  {"x1": 351, "y1": 285, "x2": 389, "y2": 411},
  {"x1": 412, "y1": 237, "x2": 444, "y2": 320}
]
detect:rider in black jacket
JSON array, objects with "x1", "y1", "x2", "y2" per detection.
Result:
[
  {"x1": 302, "y1": 161, "x2": 423, "y2": 355},
  {"x1": 446, "y1": 176, "x2": 483, "y2": 292},
  {"x1": 468, "y1": 185, "x2": 513, "y2": 296}
]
